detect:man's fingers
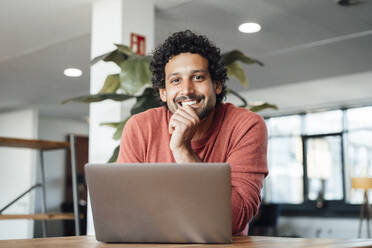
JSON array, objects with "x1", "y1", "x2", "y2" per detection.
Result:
[
  {"x1": 168, "y1": 118, "x2": 183, "y2": 134},
  {"x1": 168, "y1": 112, "x2": 197, "y2": 134},
  {"x1": 174, "y1": 106, "x2": 200, "y2": 125},
  {"x1": 180, "y1": 105, "x2": 200, "y2": 120},
  {"x1": 169, "y1": 119, "x2": 174, "y2": 134},
  {"x1": 174, "y1": 110, "x2": 198, "y2": 125},
  {"x1": 171, "y1": 114, "x2": 193, "y2": 126},
  {"x1": 168, "y1": 106, "x2": 200, "y2": 135}
]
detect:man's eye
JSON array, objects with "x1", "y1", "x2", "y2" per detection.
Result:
[
  {"x1": 193, "y1": 75, "x2": 204, "y2": 80},
  {"x1": 170, "y1": 78, "x2": 180, "y2": 84}
]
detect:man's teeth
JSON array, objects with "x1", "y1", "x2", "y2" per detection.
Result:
[{"x1": 182, "y1": 100, "x2": 197, "y2": 107}]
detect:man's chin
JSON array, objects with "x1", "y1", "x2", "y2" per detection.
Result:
[
  {"x1": 196, "y1": 107, "x2": 211, "y2": 120},
  {"x1": 167, "y1": 102, "x2": 212, "y2": 120}
]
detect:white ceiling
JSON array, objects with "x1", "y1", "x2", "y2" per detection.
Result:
[{"x1": 0, "y1": 0, "x2": 371, "y2": 120}]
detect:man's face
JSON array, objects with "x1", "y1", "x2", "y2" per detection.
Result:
[{"x1": 159, "y1": 53, "x2": 222, "y2": 120}]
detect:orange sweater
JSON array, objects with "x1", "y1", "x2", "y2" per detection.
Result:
[{"x1": 117, "y1": 103, "x2": 268, "y2": 234}]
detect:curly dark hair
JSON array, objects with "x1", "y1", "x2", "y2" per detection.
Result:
[{"x1": 150, "y1": 30, "x2": 228, "y2": 105}]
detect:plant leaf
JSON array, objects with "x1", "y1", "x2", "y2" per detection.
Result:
[
  {"x1": 143, "y1": 55, "x2": 153, "y2": 63},
  {"x1": 226, "y1": 62, "x2": 249, "y2": 88},
  {"x1": 101, "y1": 117, "x2": 130, "y2": 140},
  {"x1": 100, "y1": 121, "x2": 123, "y2": 128},
  {"x1": 90, "y1": 51, "x2": 111, "y2": 65},
  {"x1": 98, "y1": 74, "x2": 120, "y2": 93},
  {"x1": 114, "y1": 44, "x2": 134, "y2": 56},
  {"x1": 91, "y1": 49, "x2": 128, "y2": 67},
  {"x1": 222, "y1": 50, "x2": 264, "y2": 67},
  {"x1": 247, "y1": 102, "x2": 278, "y2": 112},
  {"x1": 102, "y1": 50, "x2": 128, "y2": 66},
  {"x1": 108, "y1": 145, "x2": 120, "y2": 163},
  {"x1": 112, "y1": 121, "x2": 126, "y2": 140},
  {"x1": 113, "y1": 118, "x2": 130, "y2": 140},
  {"x1": 119, "y1": 56, "x2": 152, "y2": 95},
  {"x1": 226, "y1": 88, "x2": 247, "y2": 107},
  {"x1": 62, "y1": 93, "x2": 134, "y2": 104},
  {"x1": 131, "y1": 87, "x2": 162, "y2": 115}
]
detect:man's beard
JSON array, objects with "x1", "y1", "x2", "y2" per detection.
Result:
[
  {"x1": 196, "y1": 104, "x2": 212, "y2": 120},
  {"x1": 170, "y1": 94, "x2": 215, "y2": 120}
]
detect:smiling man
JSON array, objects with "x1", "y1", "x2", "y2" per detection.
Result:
[{"x1": 117, "y1": 30, "x2": 268, "y2": 235}]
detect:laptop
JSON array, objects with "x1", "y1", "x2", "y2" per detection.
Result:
[{"x1": 85, "y1": 163, "x2": 232, "y2": 243}]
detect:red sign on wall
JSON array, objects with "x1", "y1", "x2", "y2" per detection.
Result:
[{"x1": 130, "y1": 33, "x2": 146, "y2": 55}]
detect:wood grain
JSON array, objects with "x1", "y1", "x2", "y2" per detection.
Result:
[
  {"x1": 0, "y1": 137, "x2": 70, "y2": 150},
  {"x1": 0, "y1": 213, "x2": 82, "y2": 220},
  {"x1": 1, "y1": 235, "x2": 372, "y2": 248}
]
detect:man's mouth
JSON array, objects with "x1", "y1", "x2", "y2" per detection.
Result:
[
  {"x1": 175, "y1": 96, "x2": 204, "y2": 107},
  {"x1": 180, "y1": 100, "x2": 199, "y2": 107}
]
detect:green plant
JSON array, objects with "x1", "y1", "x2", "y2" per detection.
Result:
[{"x1": 63, "y1": 44, "x2": 277, "y2": 162}]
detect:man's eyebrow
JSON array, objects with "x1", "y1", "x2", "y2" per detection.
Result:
[
  {"x1": 167, "y1": 72, "x2": 181, "y2": 80},
  {"x1": 166, "y1": 70, "x2": 208, "y2": 80},
  {"x1": 190, "y1": 69, "x2": 208, "y2": 74}
]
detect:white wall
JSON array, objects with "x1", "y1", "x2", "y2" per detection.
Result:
[
  {"x1": 33, "y1": 116, "x2": 88, "y2": 237},
  {"x1": 0, "y1": 109, "x2": 38, "y2": 239},
  {"x1": 88, "y1": 0, "x2": 155, "y2": 235}
]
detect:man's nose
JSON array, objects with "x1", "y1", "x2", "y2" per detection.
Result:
[{"x1": 181, "y1": 78, "x2": 195, "y2": 95}]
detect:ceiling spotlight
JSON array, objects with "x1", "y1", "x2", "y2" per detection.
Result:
[
  {"x1": 64, "y1": 68, "x2": 82, "y2": 77},
  {"x1": 239, "y1": 22, "x2": 261, "y2": 34}
]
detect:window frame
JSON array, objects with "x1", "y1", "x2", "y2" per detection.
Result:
[
  {"x1": 264, "y1": 105, "x2": 372, "y2": 218},
  {"x1": 302, "y1": 132, "x2": 345, "y2": 202}
]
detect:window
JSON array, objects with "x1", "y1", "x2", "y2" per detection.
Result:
[
  {"x1": 268, "y1": 115, "x2": 301, "y2": 136},
  {"x1": 265, "y1": 116, "x2": 303, "y2": 204},
  {"x1": 305, "y1": 135, "x2": 343, "y2": 201},
  {"x1": 265, "y1": 105, "x2": 372, "y2": 209},
  {"x1": 345, "y1": 106, "x2": 372, "y2": 204},
  {"x1": 266, "y1": 136, "x2": 303, "y2": 203},
  {"x1": 304, "y1": 110, "x2": 343, "y2": 135}
]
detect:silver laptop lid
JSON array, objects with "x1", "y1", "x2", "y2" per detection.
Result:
[{"x1": 85, "y1": 163, "x2": 232, "y2": 243}]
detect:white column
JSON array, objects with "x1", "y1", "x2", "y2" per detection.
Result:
[
  {"x1": 88, "y1": 0, "x2": 154, "y2": 235},
  {"x1": 0, "y1": 109, "x2": 38, "y2": 239}
]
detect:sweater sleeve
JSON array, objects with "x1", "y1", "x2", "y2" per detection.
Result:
[
  {"x1": 226, "y1": 113, "x2": 268, "y2": 235},
  {"x1": 117, "y1": 116, "x2": 145, "y2": 163}
]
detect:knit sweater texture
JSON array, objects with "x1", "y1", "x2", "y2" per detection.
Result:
[{"x1": 117, "y1": 103, "x2": 268, "y2": 234}]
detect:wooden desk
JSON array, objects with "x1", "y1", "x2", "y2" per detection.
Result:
[{"x1": 1, "y1": 236, "x2": 372, "y2": 248}]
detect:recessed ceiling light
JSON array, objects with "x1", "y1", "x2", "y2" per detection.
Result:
[
  {"x1": 64, "y1": 68, "x2": 82, "y2": 77},
  {"x1": 239, "y1": 22, "x2": 261, "y2": 34}
]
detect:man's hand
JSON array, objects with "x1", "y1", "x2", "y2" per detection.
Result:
[{"x1": 169, "y1": 105, "x2": 202, "y2": 162}]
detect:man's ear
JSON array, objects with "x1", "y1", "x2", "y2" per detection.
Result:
[
  {"x1": 159, "y1": 88, "x2": 167, "y2": 102},
  {"x1": 215, "y1": 81, "x2": 222, "y2": 95}
]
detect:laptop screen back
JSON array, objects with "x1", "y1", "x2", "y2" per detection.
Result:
[{"x1": 85, "y1": 163, "x2": 232, "y2": 243}]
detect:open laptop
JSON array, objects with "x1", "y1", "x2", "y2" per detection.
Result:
[{"x1": 85, "y1": 163, "x2": 232, "y2": 243}]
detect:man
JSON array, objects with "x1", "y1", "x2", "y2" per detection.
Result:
[{"x1": 117, "y1": 30, "x2": 268, "y2": 235}]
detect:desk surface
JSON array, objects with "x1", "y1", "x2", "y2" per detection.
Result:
[{"x1": 1, "y1": 236, "x2": 372, "y2": 248}]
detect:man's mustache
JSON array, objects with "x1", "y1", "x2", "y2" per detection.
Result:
[{"x1": 174, "y1": 95, "x2": 205, "y2": 104}]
